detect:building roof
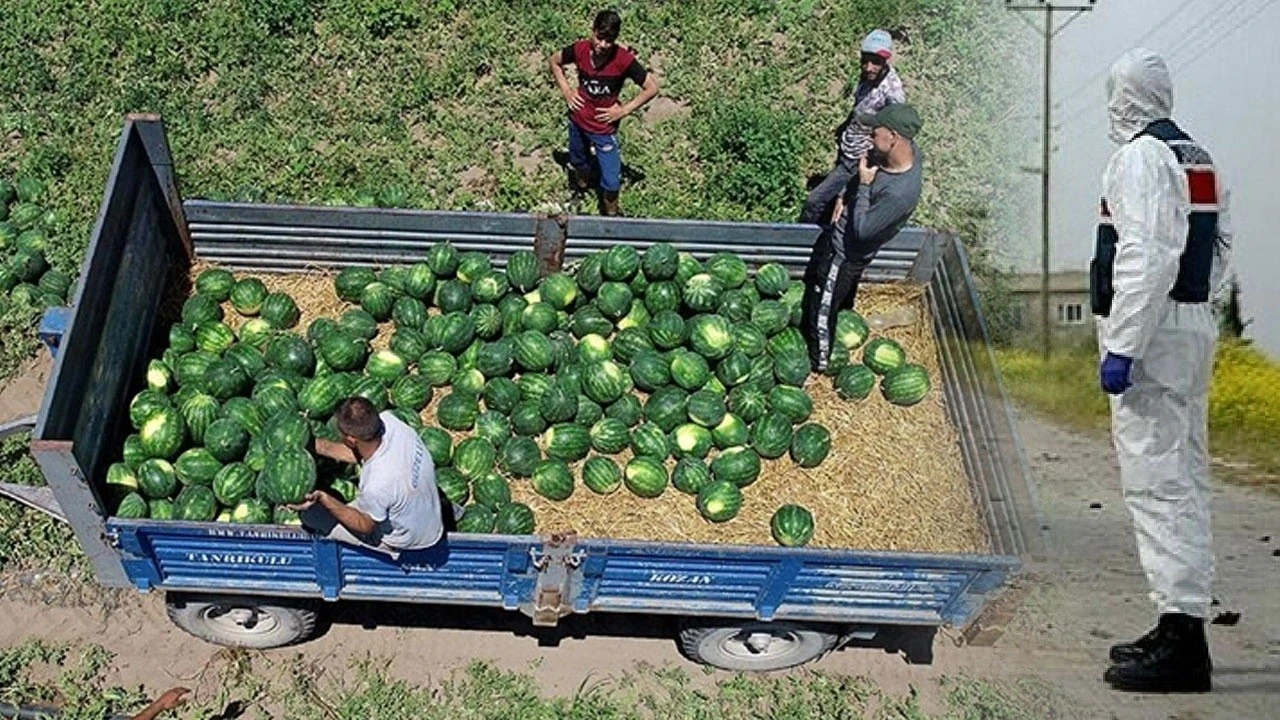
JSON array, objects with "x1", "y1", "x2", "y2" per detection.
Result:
[{"x1": 1010, "y1": 270, "x2": 1090, "y2": 293}]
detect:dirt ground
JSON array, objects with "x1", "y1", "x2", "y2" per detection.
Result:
[{"x1": 1, "y1": 408, "x2": 1277, "y2": 718}]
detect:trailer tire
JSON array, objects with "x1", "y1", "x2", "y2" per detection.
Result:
[
  {"x1": 678, "y1": 621, "x2": 837, "y2": 671},
  {"x1": 165, "y1": 593, "x2": 318, "y2": 649}
]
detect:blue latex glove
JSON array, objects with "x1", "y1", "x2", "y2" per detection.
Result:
[{"x1": 1100, "y1": 352, "x2": 1134, "y2": 395}]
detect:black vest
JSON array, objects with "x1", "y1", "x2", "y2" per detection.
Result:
[{"x1": 1090, "y1": 119, "x2": 1222, "y2": 317}]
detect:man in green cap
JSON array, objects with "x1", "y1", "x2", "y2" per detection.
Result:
[{"x1": 801, "y1": 103, "x2": 924, "y2": 371}]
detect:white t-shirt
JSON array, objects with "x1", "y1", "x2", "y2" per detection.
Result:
[{"x1": 352, "y1": 412, "x2": 443, "y2": 549}]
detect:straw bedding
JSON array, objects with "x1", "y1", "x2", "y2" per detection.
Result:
[{"x1": 188, "y1": 262, "x2": 989, "y2": 554}]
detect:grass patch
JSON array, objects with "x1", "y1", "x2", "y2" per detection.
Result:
[
  {"x1": 996, "y1": 340, "x2": 1280, "y2": 478},
  {"x1": 0, "y1": 640, "x2": 1070, "y2": 720}
]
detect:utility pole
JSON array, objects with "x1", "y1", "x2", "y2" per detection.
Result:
[{"x1": 1006, "y1": 1, "x2": 1096, "y2": 360}]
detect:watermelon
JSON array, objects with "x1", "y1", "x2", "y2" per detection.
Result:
[
  {"x1": 257, "y1": 447, "x2": 317, "y2": 504},
  {"x1": 454, "y1": 252, "x2": 491, "y2": 284},
  {"x1": 752, "y1": 414, "x2": 794, "y2": 459},
  {"x1": 751, "y1": 301, "x2": 790, "y2": 336},
  {"x1": 261, "y1": 412, "x2": 312, "y2": 450},
  {"x1": 436, "y1": 468, "x2": 469, "y2": 505},
  {"x1": 766, "y1": 327, "x2": 808, "y2": 360},
  {"x1": 711, "y1": 446, "x2": 762, "y2": 487},
  {"x1": 426, "y1": 242, "x2": 459, "y2": 277},
  {"x1": 570, "y1": 333, "x2": 607, "y2": 364},
  {"x1": 648, "y1": 310, "x2": 686, "y2": 350},
  {"x1": 630, "y1": 422, "x2": 670, "y2": 460},
  {"x1": 571, "y1": 306, "x2": 614, "y2": 339},
  {"x1": 359, "y1": 282, "x2": 397, "y2": 321},
  {"x1": 836, "y1": 310, "x2": 871, "y2": 350},
  {"x1": 122, "y1": 435, "x2": 147, "y2": 470},
  {"x1": 433, "y1": 280, "x2": 470, "y2": 314},
  {"x1": 605, "y1": 394, "x2": 644, "y2": 427},
  {"x1": 522, "y1": 302, "x2": 558, "y2": 334},
  {"x1": 696, "y1": 480, "x2": 743, "y2": 522},
  {"x1": 238, "y1": 319, "x2": 274, "y2": 350},
  {"x1": 148, "y1": 498, "x2": 175, "y2": 520},
  {"x1": 532, "y1": 459, "x2": 575, "y2": 501},
  {"x1": 863, "y1": 338, "x2": 907, "y2": 375},
  {"x1": 182, "y1": 294, "x2": 223, "y2": 326},
  {"x1": 105, "y1": 462, "x2": 140, "y2": 498},
  {"x1": 212, "y1": 463, "x2": 256, "y2": 506},
  {"x1": 130, "y1": 389, "x2": 171, "y2": 430},
  {"x1": 38, "y1": 270, "x2": 72, "y2": 300},
  {"x1": 437, "y1": 393, "x2": 480, "y2": 431},
  {"x1": 716, "y1": 351, "x2": 753, "y2": 387},
  {"x1": 881, "y1": 364, "x2": 931, "y2": 406},
  {"x1": 350, "y1": 374, "x2": 390, "y2": 411},
  {"x1": 436, "y1": 312, "x2": 476, "y2": 354},
  {"x1": 790, "y1": 423, "x2": 832, "y2": 468},
  {"x1": 419, "y1": 351, "x2": 457, "y2": 387},
  {"x1": 675, "y1": 253, "x2": 704, "y2": 286},
  {"x1": 494, "y1": 502, "x2": 536, "y2": 534},
  {"x1": 140, "y1": 407, "x2": 186, "y2": 460},
  {"x1": 629, "y1": 351, "x2": 671, "y2": 392},
  {"x1": 261, "y1": 292, "x2": 301, "y2": 329},
  {"x1": 391, "y1": 296, "x2": 429, "y2": 330},
  {"x1": 253, "y1": 384, "x2": 300, "y2": 419},
  {"x1": 754, "y1": 263, "x2": 791, "y2": 297},
  {"x1": 174, "y1": 448, "x2": 222, "y2": 486},
  {"x1": 581, "y1": 360, "x2": 629, "y2": 405},
  {"x1": 643, "y1": 386, "x2": 689, "y2": 432},
  {"x1": 672, "y1": 457, "x2": 712, "y2": 495},
  {"x1": 768, "y1": 386, "x2": 813, "y2": 424},
  {"x1": 450, "y1": 368, "x2": 485, "y2": 396},
  {"x1": 823, "y1": 345, "x2": 852, "y2": 377},
  {"x1": 174, "y1": 484, "x2": 218, "y2": 522},
  {"x1": 835, "y1": 364, "x2": 876, "y2": 400},
  {"x1": 642, "y1": 242, "x2": 679, "y2": 280},
  {"x1": 195, "y1": 268, "x2": 236, "y2": 301},
  {"x1": 611, "y1": 327, "x2": 654, "y2": 363},
  {"x1": 175, "y1": 352, "x2": 217, "y2": 388},
  {"x1": 624, "y1": 456, "x2": 668, "y2": 498},
  {"x1": 454, "y1": 437, "x2": 497, "y2": 481},
  {"x1": 602, "y1": 244, "x2": 641, "y2": 281},
  {"x1": 471, "y1": 304, "x2": 503, "y2": 340},
  {"x1": 596, "y1": 281, "x2": 633, "y2": 320},
  {"x1": 711, "y1": 413, "x2": 749, "y2": 448},
  {"x1": 295, "y1": 375, "x2": 343, "y2": 418},
  {"x1": 584, "y1": 417, "x2": 627, "y2": 455},
  {"x1": 400, "y1": 263, "x2": 435, "y2": 300},
  {"x1": 569, "y1": 254, "x2": 603, "y2": 297},
  {"x1": 509, "y1": 401, "x2": 547, "y2": 437},
  {"x1": 137, "y1": 458, "x2": 178, "y2": 499},
  {"x1": 643, "y1": 280, "x2": 682, "y2": 315},
  {"x1": 544, "y1": 423, "x2": 591, "y2": 462},
  {"x1": 469, "y1": 271, "x2": 507, "y2": 304},
  {"x1": 389, "y1": 374, "x2": 432, "y2": 411},
  {"x1": 575, "y1": 395, "x2": 604, "y2": 426},
  {"x1": 669, "y1": 351, "x2": 711, "y2": 391},
  {"x1": 686, "y1": 390, "x2": 727, "y2": 428},
  {"x1": 231, "y1": 497, "x2": 272, "y2": 524},
  {"x1": 204, "y1": 418, "x2": 250, "y2": 463},
  {"x1": 773, "y1": 353, "x2": 811, "y2": 388},
  {"x1": 336, "y1": 267, "x2": 378, "y2": 302},
  {"x1": 116, "y1": 493, "x2": 149, "y2": 519},
  {"x1": 179, "y1": 392, "x2": 220, "y2": 445},
  {"x1": 169, "y1": 325, "x2": 197, "y2": 354},
  {"x1": 747, "y1": 355, "x2": 777, "y2": 391},
  {"x1": 144, "y1": 360, "x2": 172, "y2": 394},
  {"x1": 687, "y1": 314, "x2": 734, "y2": 360},
  {"x1": 455, "y1": 503, "x2": 494, "y2": 533},
  {"x1": 716, "y1": 289, "x2": 752, "y2": 325},
  {"x1": 266, "y1": 334, "x2": 316, "y2": 376},
  {"x1": 366, "y1": 350, "x2": 409, "y2": 384},
  {"x1": 340, "y1": 309, "x2": 380, "y2": 340},
  {"x1": 519, "y1": 375, "x2": 557, "y2": 405},
  {"x1": 539, "y1": 383, "x2": 578, "y2": 424},
  {"x1": 493, "y1": 436, "x2": 536, "y2": 478},
  {"x1": 273, "y1": 506, "x2": 302, "y2": 526},
  {"x1": 472, "y1": 472, "x2": 511, "y2": 509},
  {"x1": 538, "y1": 272, "x2": 577, "y2": 310},
  {"x1": 671, "y1": 423, "x2": 713, "y2": 459},
  {"x1": 706, "y1": 253, "x2": 748, "y2": 289},
  {"x1": 474, "y1": 338, "x2": 513, "y2": 379},
  {"x1": 224, "y1": 343, "x2": 266, "y2": 378},
  {"x1": 771, "y1": 504, "x2": 816, "y2": 547},
  {"x1": 581, "y1": 456, "x2": 622, "y2": 495},
  {"x1": 505, "y1": 250, "x2": 540, "y2": 292},
  {"x1": 682, "y1": 274, "x2": 723, "y2": 313},
  {"x1": 201, "y1": 359, "x2": 251, "y2": 400}
]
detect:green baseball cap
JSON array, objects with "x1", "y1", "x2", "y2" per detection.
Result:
[{"x1": 857, "y1": 103, "x2": 923, "y2": 139}]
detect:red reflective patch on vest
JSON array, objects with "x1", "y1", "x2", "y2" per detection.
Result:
[{"x1": 1186, "y1": 169, "x2": 1218, "y2": 206}]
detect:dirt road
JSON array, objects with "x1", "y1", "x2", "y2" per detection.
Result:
[{"x1": 2, "y1": 409, "x2": 1277, "y2": 718}]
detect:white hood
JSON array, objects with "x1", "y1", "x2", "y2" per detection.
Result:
[{"x1": 1106, "y1": 48, "x2": 1173, "y2": 144}]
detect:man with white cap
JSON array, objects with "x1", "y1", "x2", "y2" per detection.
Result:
[
  {"x1": 1091, "y1": 48, "x2": 1232, "y2": 693},
  {"x1": 799, "y1": 28, "x2": 906, "y2": 224}
]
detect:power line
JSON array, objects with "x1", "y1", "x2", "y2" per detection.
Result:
[
  {"x1": 1052, "y1": 0, "x2": 1209, "y2": 117},
  {"x1": 1163, "y1": 0, "x2": 1254, "y2": 66},
  {"x1": 1170, "y1": 0, "x2": 1280, "y2": 72}
]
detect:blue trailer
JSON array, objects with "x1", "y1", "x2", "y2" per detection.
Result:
[{"x1": 28, "y1": 117, "x2": 1048, "y2": 670}]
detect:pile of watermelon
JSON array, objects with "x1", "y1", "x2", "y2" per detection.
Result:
[
  {"x1": 109, "y1": 242, "x2": 931, "y2": 547},
  {"x1": 0, "y1": 177, "x2": 74, "y2": 311}
]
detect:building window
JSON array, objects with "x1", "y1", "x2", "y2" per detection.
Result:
[{"x1": 1057, "y1": 303, "x2": 1085, "y2": 325}]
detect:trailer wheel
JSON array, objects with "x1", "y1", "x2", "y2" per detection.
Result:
[
  {"x1": 165, "y1": 593, "x2": 318, "y2": 649},
  {"x1": 678, "y1": 621, "x2": 837, "y2": 671}
]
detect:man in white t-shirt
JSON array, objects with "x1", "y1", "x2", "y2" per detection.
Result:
[{"x1": 290, "y1": 397, "x2": 448, "y2": 558}]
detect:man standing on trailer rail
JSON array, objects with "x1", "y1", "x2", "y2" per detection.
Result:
[
  {"x1": 290, "y1": 397, "x2": 456, "y2": 559},
  {"x1": 800, "y1": 28, "x2": 907, "y2": 225},
  {"x1": 800, "y1": 103, "x2": 924, "y2": 373},
  {"x1": 550, "y1": 8, "x2": 660, "y2": 216},
  {"x1": 1091, "y1": 48, "x2": 1232, "y2": 693}
]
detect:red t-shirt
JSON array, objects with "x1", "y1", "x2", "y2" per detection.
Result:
[{"x1": 560, "y1": 40, "x2": 648, "y2": 135}]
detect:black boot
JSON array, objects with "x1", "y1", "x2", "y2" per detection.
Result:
[
  {"x1": 1104, "y1": 613, "x2": 1211, "y2": 693},
  {"x1": 1109, "y1": 621, "x2": 1164, "y2": 664}
]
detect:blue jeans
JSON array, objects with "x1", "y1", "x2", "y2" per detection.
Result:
[{"x1": 567, "y1": 120, "x2": 622, "y2": 192}]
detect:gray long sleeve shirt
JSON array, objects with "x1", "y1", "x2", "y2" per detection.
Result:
[{"x1": 842, "y1": 142, "x2": 924, "y2": 255}]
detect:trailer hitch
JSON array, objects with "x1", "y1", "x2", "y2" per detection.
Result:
[{"x1": 525, "y1": 532, "x2": 583, "y2": 627}]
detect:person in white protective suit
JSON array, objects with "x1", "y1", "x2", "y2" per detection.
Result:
[{"x1": 1089, "y1": 48, "x2": 1232, "y2": 693}]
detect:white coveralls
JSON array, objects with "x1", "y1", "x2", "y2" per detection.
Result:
[{"x1": 1098, "y1": 49, "x2": 1233, "y2": 620}]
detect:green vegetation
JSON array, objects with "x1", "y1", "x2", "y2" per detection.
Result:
[
  {"x1": 997, "y1": 340, "x2": 1280, "y2": 477},
  {"x1": 0, "y1": 639, "x2": 1065, "y2": 719}
]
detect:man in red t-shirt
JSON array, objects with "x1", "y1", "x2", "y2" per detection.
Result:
[{"x1": 549, "y1": 9, "x2": 659, "y2": 216}]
